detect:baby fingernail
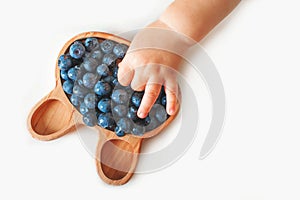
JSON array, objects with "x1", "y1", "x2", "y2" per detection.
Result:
[
  {"x1": 138, "y1": 111, "x2": 146, "y2": 118},
  {"x1": 168, "y1": 108, "x2": 175, "y2": 115}
]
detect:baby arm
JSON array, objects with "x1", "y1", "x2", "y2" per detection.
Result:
[{"x1": 118, "y1": 0, "x2": 240, "y2": 118}]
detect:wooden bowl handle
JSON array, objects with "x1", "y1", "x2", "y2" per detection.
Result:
[
  {"x1": 95, "y1": 128, "x2": 143, "y2": 185},
  {"x1": 27, "y1": 84, "x2": 78, "y2": 141}
]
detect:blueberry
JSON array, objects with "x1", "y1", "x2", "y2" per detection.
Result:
[
  {"x1": 97, "y1": 98, "x2": 111, "y2": 113},
  {"x1": 83, "y1": 57, "x2": 99, "y2": 72},
  {"x1": 115, "y1": 126, "x2": 125, "y2": 137},
  {"x1": 84, "y1": 93, "x2": 97, "y2": 109},
  {"x1": 125, "y1": 86, "x2": 134, "y2": 94},
  {"x1": 69, "y1": 41, "x2": 85, "y2": 59},
  {"x1": 102, "y1": 53, "x2": 117, "y2": 66},
  {"x1": 77, "y1": 79, "x2": 84, "y2": 87},
  {"x1": 117, "y1": 118, "x2": 132, "y2": 133},
  {"x1": 58, "y1": 54, "x2": 72, "y2": 71},
  {"x1": 82, "y1": 72, "x2": 98, "y2": 89},
  {"x1": 70, "y1": 94, "x2": 82, "y2": 107},
  {"x1": 131, "y1": 92, "x2": 144, "y2": 107},
  {"x1": 85, "y1": 37, "x2": 99, "y2": 52},
  {"x1": 113, "y1": 104, "x2": 128, "y2": 118},
  {"x1": 127, "y1": 106, "x2": 138, "y2": 121},
  {"x1": 112, "y1": 78, "x2": 118, "y2": 86},
  {"x1": 156, "y1": 87, "x2": 166, "y2": 104},
  {"x1": 79, "y1": 103, "x2": 89, "y2": 115},
  {"x1": 113, "y1": 43, "x2": 128, "y2": 58},
  {"x1": 131, "y1": 125, "x2": 145, "y2": 136},
  {"x1": 73, "y1": 84, "x2": 88, "y2": 98},
  {"x1": 136, "y1": 115, "x2": 151, "y2": 126},
  {"x1": 83, "y1": 112, "x2": 97, "y2": 127},
  {"x1": 71, "y1": 58, "x2": 83, "y2": 67},
  {"x1": 74, "y1": 66, "x2": 85, "y2": 80},
  {"x1": 94, "y1": 81, "x2": 112, "y2": 96},
  {"x1": 100, "y1": 40, "x2": 115, "y2": 53},
  {"x1": 90, "y1": 49, "x2": 102, "y2": 60},
  {"x1": 97, "y1": 63, "x2": 109, "y2": 77},
  {"x1": 63, "y1": 80, "x2": 74, "y2": 95},
  {"x1": 67, "y1": 67, "x2": 78, "y2": 81},
  {"x1": 112, "y1": 66, "x2": 118, "y2": 78},
  {"x1": 103, "y1": 76, "x2": 114, "y2": 84},
  {"x1": 111, "y1": 89, "x2": 129, "y2": 104},
  {"x1": 98, "y1": 113, "x2": 115, "y2": 130},
  {"x1": 161, "y1": 95, "x2": 166, "y2": 106},
  {"x1": 144, "y1": 115, "x2": 151, "y2": 126},
  {"x1": 151, "y1": 104, "x2": 167, "y2": 123},
  {"x1": 60, "y1": 70, "x2": 69, "y2": 80},
  {"x1": 74, "y1": 64, "x2": 81, "y2": 70},
  {"x1": 145, "y1": 117, "x2": 159, "y2": 132}
]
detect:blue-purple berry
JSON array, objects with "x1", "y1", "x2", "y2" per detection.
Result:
[
  {"x1": 60, "y1": 70, "x2": 69, "y2": 80},
  {"x1": 103, "y1": 75, "x2": 114, "y2": 84},
  {"x1": 111, "y1": 89, "x2": 129, "y2": 104},
  {"x1": 90, "y1": 49, "x2": 102, "y2": 60},
  {"x1": 113, "y1": 43, "x2": 128, "y2": 58},
  {"x1": 70, "y1": 94, "x2": 82, "y2": 107},
  {"x1": 80, "y1": 103, "x2": 89, "y2": 115},
  {"x1": 100, "y1": 40, "x2": 115, "y2": 53},
  {"x1": 152, "y1": 104, "x2": 167, "y2": 123},
  {"x1": 73, "y1": 84, "x2": 88, "y2": 98},
  {"x1": 131, "y1": 92, "x2": 143, "y2": 108},
  {"x1": 67, "y1": 67, "x2": 78, "y2": 81},
  {"x1": 102, "y1": 53, "x2": 117, "y2": 66},
  {"x1": 85, "y1": 37, "x2": 99, "y2": 52},
  {"x1": 84, "y1": 93, "x2": 97, "y2": 109},
  {"x1": 127, "y1": 106, "x2": 138, "y2": 121},
  {"x1": 83, "y1": 57, "x2": 98, "y2": 72},
  {"x1": 83, "y1": 72, "x2": 98, "y2": 89},
  {"x1": 161, "y1": 95, "x2": 166, "y2": 106},
  {"x1": 97, "y1": 63, "x2": 109, "y2": 77},
  {"x1": 145, "y1": 117, "x2": 159, "y2": 132},
  {"x1": 131, "y1": 125, "x2": 145, "y2": 136},
  {"x1": 83, "y1": 112, "x2": 97, "y2": 127},
  {"x1": 112, "y1": 78, "x2": 118, "y2": 86},
  {"x1": 115, "y1": 126, "x2": 125, "y2": 137},
  {"x1": 97, "y1": 98, "x2": 111, "y2": 113},
  {"x1": 69, "y1": 41, "x2": 85, "y2": 59},
  {"x1": 94, "y1": 81, "x2": 112, "y2": 96},
  {"x1": 63, "y1": 80, "x2": 74, "y2": 95},
  {"x1": 113, "y1": 66, "x2": 118, "y2": 78},
  {"x1": 117, "y1": 118, "x2": 132, "y2": 133},
  {"x1": 113, "y1": 105, "x2": 128, "y2": 118},
  {"x1": 98, "y1": 113, "x2": 115, "y2": 130},
  {"x1": 58, "y1": 54, "x2": 72, "y2": 71}
]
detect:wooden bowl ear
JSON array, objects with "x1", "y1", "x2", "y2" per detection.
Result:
[
  {"x1": 27, "y1": 87, "x2": 77, "y2": 141},
  {"x1": 95, "y1": 128, "x2": 143, "y2": 185}
]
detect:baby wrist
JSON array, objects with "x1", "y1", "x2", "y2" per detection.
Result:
[{"x1": 128, "y1": 19, "x2": 196, "y2": 58}]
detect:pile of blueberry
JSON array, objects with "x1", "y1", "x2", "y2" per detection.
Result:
[{"x1": 58, "y1": 37, "x2": 169, "y2": 137}]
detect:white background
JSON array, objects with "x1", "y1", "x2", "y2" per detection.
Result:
[{"x1": 1, "y1": 0, "x2": 300, "y2": 199}]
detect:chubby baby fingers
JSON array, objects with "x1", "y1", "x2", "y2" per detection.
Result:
[
  {"x1": 138, "y1": 81, "x2": 163, "y2": 119},
  {"x1": 117, "y1": 60, "x2": 134, "y2": 86},
  {"x1": 164, "y1": 79, "x2": 179, "y2": 115}
]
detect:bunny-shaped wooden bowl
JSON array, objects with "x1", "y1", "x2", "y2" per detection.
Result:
[{"x1": 27, "y1": 32, "x2": 180, "y2": 185}]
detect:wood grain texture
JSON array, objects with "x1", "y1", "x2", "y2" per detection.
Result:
[
  {"x1": 95, "y1": 127, "x2": 143, "y2": 185},
  {"x1": 27, "y1": 79, "x2": 77, "y2": 141},
  {"x1": 27, "y1": 31, "x2": 180, "y2": 185},
  {"x1": 95, "y1": 106, "x2": 179, "y2": 185}
]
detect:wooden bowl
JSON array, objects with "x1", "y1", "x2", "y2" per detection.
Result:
[{"x1": 27, "y1": 31, "x2": 180, "y2": 185}]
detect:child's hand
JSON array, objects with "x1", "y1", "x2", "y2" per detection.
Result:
[
  {"x1": 118, "y1": 0, "x2": 240, "y2": 119},
  {"x1": 118, "y1": 21, "x2": 182, "y2": 119}
]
